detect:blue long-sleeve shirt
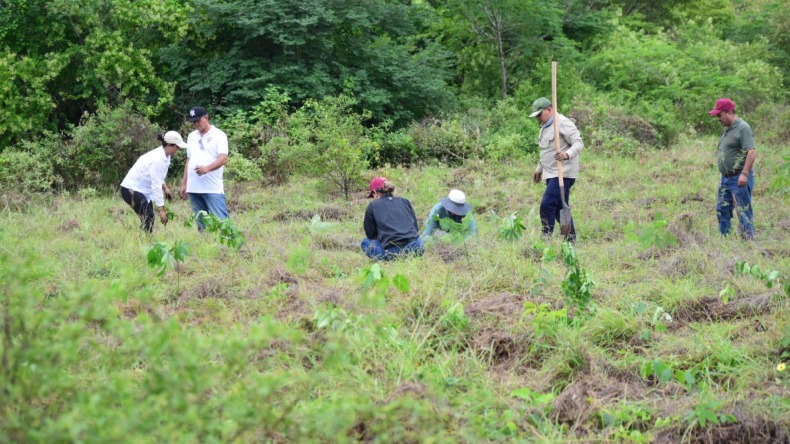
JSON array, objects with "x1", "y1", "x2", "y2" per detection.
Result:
[{"x1": 422, "y1": 202, "x2": 477, "y2": 237}]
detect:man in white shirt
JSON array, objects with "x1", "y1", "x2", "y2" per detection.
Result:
[
  {"x1": 120, "y1": 131, "x2": 187, "y2": 232},
  {"x1": 180, "y1": 106, "x2": 230, "y2": 232}
]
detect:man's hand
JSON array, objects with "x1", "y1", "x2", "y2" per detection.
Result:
[
  {"x1": 533, "y1": 171, "x2": 542, "y2": 183},
  {"x1": 179, "y1": 187, "x2": 188, "y2": 200},
  {"x1": 158, "y1": 207, "x2": 168, "y2": 225},
  {"x1": 195, "y1": 165, "x2": 211, "y2": 176},
  {"x1": 738, "y1": 172, "x2": 748, "y2": 187},
  {"x1": 554, "y1": 152, "x2": 569, "y2": 161},
  {"x1": 164, "y1": 188, "x2": 174, "y2": 201}
]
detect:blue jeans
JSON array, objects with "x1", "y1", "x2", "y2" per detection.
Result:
[
  {"x1": 716, "y1": 172, "x2": 754, "y2": 239},
  {"x1": 361, "y1": 238, "x2": 424, "y2": 261},
  {"x1": 189, "y1": 193, "x2": 229, "y2": 232},
  {"x1": 540, "y1": 177, "x2": 576, "y2": 240}
]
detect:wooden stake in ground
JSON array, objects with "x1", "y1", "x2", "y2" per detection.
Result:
[{"x1": 551, "y1": 60, "x2": 573, "y2": 236}]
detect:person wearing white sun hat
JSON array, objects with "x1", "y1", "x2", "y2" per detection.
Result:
[{"x1": 422, "y1": 189, "x2": 477, "y2": 238}]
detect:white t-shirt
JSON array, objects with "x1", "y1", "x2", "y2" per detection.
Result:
[
  {"x1": 186, "y1": 126, "x2": 229, "y2": 194},
  {"x1": 120, "y1": 146, "x2": 170, "y2": 206}
]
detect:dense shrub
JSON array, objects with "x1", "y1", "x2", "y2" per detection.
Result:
[
  {"x1": 0, "y1": 150, "x2": 58, "y2": 193},
  {"x1": 407, "y1": 118, "x2": 480, "y2": 165},
  {"x1": 569, "y1": 99, "x2": 659, "y2": 155},
  {"x1": 225, "y1": 154, "x2": 264, "y2": 183},
  {"x1": 584, "y1": 22, "x2": 785, "y2": 145},
  {"x1": 747, "y1": 102, "x2": 790, "y2": 145},
  {"x1": 70, "y1": 103, "x2": 162, "y2": 190},
  {"x1": 287, "y1": 95, "x2": 376, "y2": 199}
]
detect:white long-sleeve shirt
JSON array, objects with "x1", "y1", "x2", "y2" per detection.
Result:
[{"x1": 120, "y1": 146, "x2": 171, "y2": 206}]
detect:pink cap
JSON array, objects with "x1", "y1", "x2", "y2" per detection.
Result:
[
  {"x1": 709, "y1": 98, "x2": 735, "y2": 116},
  {"x1": 368, "y1": 177, "x2": 386, "y2": 198}
]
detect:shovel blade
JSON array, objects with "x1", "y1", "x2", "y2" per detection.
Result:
[{"x1": 559, "y1": 204, "x2": 572, "y2": 236}]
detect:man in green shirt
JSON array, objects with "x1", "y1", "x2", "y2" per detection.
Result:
[{"x1": 709, "y1": 98, "x2": 755, "y2": 239}]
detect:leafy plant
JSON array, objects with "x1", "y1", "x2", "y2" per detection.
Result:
[
  {"x1": 735, "y1": 261, "x2": 789, "y2": 298},
  {"x1": 147, "y1": 241, "x2": 189, "y2": 277},
  {"x1": 439, "y1": 301, "x2": 468, "y2": 331},
  {"x1": 186, "y1": 211, "x2": 245, "y2": 250},
  {"x1": 358, "y1": 263, "x2": 410, "y2": 305},
  {"x1": 511, "y1": 387, "x2": 555, "y2": 414},
  {"x1": 146, "y1": 240, "x2": 189, "y2": 299},
  {"x1": 598, "y1": 403, "x2": 652, "y2": 443},
  {"x1": 560, "y1": 242, "x2": 596, "y2": 316},
  {"x1": 523, "y1": 302, "x2": 568, "y2": 341},
  {"x1": 640, "y1": 359, "x2": 696, "y2": 391},
  {"x1": 499, "y1": 212, "x2": 526, "y2": 241},
  {"x1": 624, "y1": 213, "x2": 677, "y2": 254},
  {"x1": 286, "y1": 236, "x2": 312, "y2": 275},
  {"x1": 683, "y1": 401, "x2": 736, "y2": 430}
]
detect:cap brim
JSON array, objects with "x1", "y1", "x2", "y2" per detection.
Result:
[
  {"x1": 441, "y1": 198, "x2": 471, "y2": 216},
  {"x1": 176, "y1": 141, "x2": 188, "y2": 148},
  {"x1": 529, "y1": 109, "x2": 543, "y2": 118},
  {"x1": 708, "y1": 109, "x2": 722, "y2": 116},
  {"x1": 188, "y1": 116, "x2": 202, "y2": 122}
]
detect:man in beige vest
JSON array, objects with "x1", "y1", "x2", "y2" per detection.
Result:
[{"x1": 531, "y1": 97, "x2": 584, "y2": 241}]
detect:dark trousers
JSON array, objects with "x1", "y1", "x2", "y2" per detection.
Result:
[
  {"x1": 121, "y1": 187, "x2": 155, "y2": 233},
  {"x1": 540, "y1": 177, "x2": 576, "y2": 241},
  {"x1": 716, "y1": 172, "x2": 754, "y2": 239},
  {"x1": 361, "y1": 238, "x2": 424, "y2": 261}
]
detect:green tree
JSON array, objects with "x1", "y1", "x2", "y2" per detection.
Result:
[
  {"x1": 289, "y1": 95, "x2": 375, "y2": 199},
  {"x1": 0, "y1": 0, "x2": 189, "y2": 146},
  {"x1": 162, "y1": 0, "x2": 455, "y2": 127}
]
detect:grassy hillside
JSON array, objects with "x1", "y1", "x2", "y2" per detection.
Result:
[{"x1": 1, "y1": 135, "x2": 788, "y2": 443}]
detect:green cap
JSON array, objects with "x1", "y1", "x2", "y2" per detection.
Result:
[{"x1": 529, "y1": 97, "x2": 551, "y2": 118}]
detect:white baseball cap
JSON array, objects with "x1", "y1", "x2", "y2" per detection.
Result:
[{"x1": 163, "y1": 131, "x2": 187, "y2": 148}]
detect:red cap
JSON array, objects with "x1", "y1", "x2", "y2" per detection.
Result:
[
  {"x1": 368, "y1": 177, "x2": 385, "y2": 198},
  {"x1": 709, "y1": 98, "x2": 735, "y2": 116}
]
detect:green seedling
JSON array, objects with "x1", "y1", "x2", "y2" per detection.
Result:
[
  {"x1": 561, "y1": 241, "x2": 595, "y2": 317},
  {"x1": 624, "y1": 213, "x2": 677, "y2": 254},
  {"x1": 185, "y1": 211, "x2": 245, "y2": 250},
  {"x1": 498, "y1": 212, "x2": 526, "y2": 241},
  {"x1": 683, "y1": 400, "x2": 736, "y2": 430},
  {"x1": 640, "y1": 359, "x2": 696, "y2": 391},
  {"x1": 736, "y1": 261, "x2": 789, "y2": 298},
  {"x1": 146, "y1": 240, "x2": 189, "y2": 300}
]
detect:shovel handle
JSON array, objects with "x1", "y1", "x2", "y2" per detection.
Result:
[{"x1": 551, "y1": 61, "x2": 567, "y2": 204}]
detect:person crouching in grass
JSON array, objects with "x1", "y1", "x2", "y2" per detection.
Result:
[
  {"x1": 120, "y1": 131, "x2": 186, "y2": 232},
  {"x1": 422, "y1": 189, "x2": 477, "y2": 240},
  {"x1": 361, "y1": 177, "x2": 424, "y2": 260}
]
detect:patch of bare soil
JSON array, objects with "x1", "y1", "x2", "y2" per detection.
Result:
[
  {"x1": 672, "y1": 294, "x2": 773, "y2": 326},
  {"x1": 385, "y1": 381, "x2": 428, "y2": 403},
  {"x1": 428, "y1": 242, "x2": 466, "y2": 263},
  {"x1": 654, "y1": 417, "x2": 789, "y2": 444},
  {"x1": 681, "y1": 193, "x2": 705, "y2": 204},
  {"x1": 471, "y1": 328, "x2": 526, "y2": 368},
  {"x1": 107, "y1": 206, "x2": 126, "y2": 218},
  {"x1": 551, "y1": 375, "x2": 648, "y2": 429},
  {"x1": 266, "y1": 266, "x2": 299, "y2": 286},
  {"x1": 776, "y1": 217, "x2": 790, "y2": 232},
  {"x1": 272, "y1": 204, "x2": 353, "y2": 222},
  {"x1": 59, "y1": 219, "x2": 80, "y2": 232},
  {"x1": 466, "y1": 293, "x2": 526, "y2": 319},
  {"x1": 314, "y1": 233, "x2": 358, "y2": 251},
  {"x1": 669, "y1": 212, "x2": 705, "y2": 247},
  {"x1": 190, "y1": 278, "x2": 230, "y2": 299},
  {"x1": 226, "y1": 199, "x2": 261, "y2": 213}
]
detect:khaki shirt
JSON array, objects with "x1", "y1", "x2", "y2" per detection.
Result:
[{"x1": 535, "y1": 113, "x2": 584, "y2": 179}]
